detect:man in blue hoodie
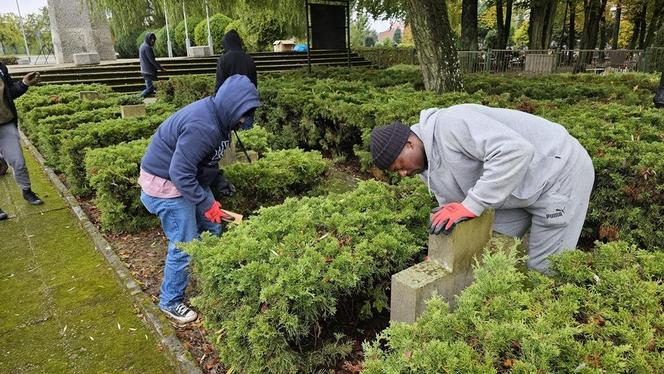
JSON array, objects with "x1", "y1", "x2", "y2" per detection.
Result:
[
  {"x1": 139, "y1": 75, "x2": 260, "y2": 323},
  {"x1": 139, "y1": 32, "x2": 166, "y2": 98}
]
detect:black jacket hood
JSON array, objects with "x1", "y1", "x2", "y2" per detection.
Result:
[
  {"x1": 144, "y1": 32, "x2": 156, "y2": 44},
  {"x1": 222, "y1": 30, "x2": 243, "y2": 52}
]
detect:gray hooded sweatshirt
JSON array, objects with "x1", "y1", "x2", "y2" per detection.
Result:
[{"x1": 411, "y1": 104, "x2": 586, "y2": 217}]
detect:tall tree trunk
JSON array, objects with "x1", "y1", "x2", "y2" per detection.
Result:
[
  {"x1": 638, "y1": 7, "x2": 648, "y2": 49},
  {"x1": 599, "y1": 16, "x2": 608, "y2": 50},
  {"x1": 579, "y1": 0, "x2": 608, "y2": 50},
  {"x1": 575, "y1": 0, "x2": 608, "y2": 71},
  {"x1": 496, "y1": 0, "x2": 505, "y2": 48},
  {"x1": 528, "y1": 0, "x2": 559, "y2": 49},
  {"x1": 644, "y1": 0, "x2": 664, "y2": 48},
  {"x1": 406, "y1": 0, "x2": 463, "y2": 93},
  {"x1": 504, "y1": 0, "x2": 513, "y2": 47},
  {"x1": 599, "y1": 16, "x2": 608, "y2": 60},
  {"x1": 612, "y1": 1, "x2": 621, "y2": 49},
  {"x1": 568, "y1": 0, "x2": 576, "y2": 49},
  {"x1": 460, "y1": 0, "x2": 478, "y2": 50},
  {"x1": 629, "y1": 3, "x2": 646, "y2": 50}
]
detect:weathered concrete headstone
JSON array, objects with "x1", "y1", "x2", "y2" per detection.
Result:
[
  {"x1": 47, "y1": 0, "x2": 116, "y2": 64},
  {"x1": 120, "y1": 104, "x2": 146, "y2": 119},
  {"x1": 525, "y1": 54, "x2": 556, "y2": 74},
  {"x1": 188, "y1": 46, "x2": 211, "y2": 57},
  {"x1": 235, "y1": 150, "x2": 258, "y2": 163},
  {"x1": 73, "y1": 52, "x2": 101, "y2": 65},
  {"x1": 390, "y1": 210, "x2": 495, "y2": 324},
  {"x1": 79, "y1": 91, "x2": 102, "y2": 100},
  {"x1": 219, "y1": 138, "x2": 237, "y2": 167}
]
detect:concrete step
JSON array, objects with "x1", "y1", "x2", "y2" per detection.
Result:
[
  {"x1": 38, "y1": 57, "x2": 370, "y2": 82},
  {"x1": 43, "y1": 60, "x2": 373, "y2": 89}
]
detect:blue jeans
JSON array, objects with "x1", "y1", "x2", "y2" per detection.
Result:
[
  {"x1": 140, "y1": 189, "x2": 222, "y2": 308},
  {"x1": 140, "y1": 77, "x2": 155, "y2": 97}
]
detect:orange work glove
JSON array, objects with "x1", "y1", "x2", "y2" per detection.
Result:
[
  {"x1": 429, "y1": 202, "x2": 477, "y2": 235},
  {"x1": 204, "y1": 201, "x2": 224, "y2": 223}
]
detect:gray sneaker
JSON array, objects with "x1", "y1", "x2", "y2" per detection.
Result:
[
  {"x1": 0, "y1": 208, "x2": 7, "y2": 220},
  {"x1": 160, "y1": 303, "x2": 197, "y2": 324},
  {"x1": 0, "y1": 159, "x2": 7, "y2": 176}
]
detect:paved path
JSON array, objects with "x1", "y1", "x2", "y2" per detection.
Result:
[{"x1": 0, "y1": 148, "x2": 176, "y2": 373}]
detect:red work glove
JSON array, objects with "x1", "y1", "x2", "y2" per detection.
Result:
[
  {"x1": 204, "y1": 201, "x2": 224, "y2": 223},
  {"x1": 429, "y1": 203, "x2": 477, "y2": 235}
]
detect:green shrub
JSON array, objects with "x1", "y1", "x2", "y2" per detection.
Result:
[
  {"x1": 85, "y1": 139, "x2": 157, "y2": 232},
  {"x1": 355, "y1": 47, "x2": 419, "y2": 67},
  {"x1": 154, "y1": 25, "x2": 180, "y2": 57},
  {"x1": 155, "y1": 74, "x2": 215, "y2": 108},
  {"x1": 115, "y1": 30, "x2": 141, "y2": 58},
  {"x1": 174, "y1": 16, "x2": 202, "y2": 53},
  {"x1": 0, "y1": 56, "x2": 18, "y2": 65},
  {"x1": 194, "y1": 13, "x2": 233, "y2": 52},
  {"x1": 240, "y1": 9, "x2": 289, "y2": 52},
  {"x1": 36, "y1": 107, "x2": 121, "y2": 168},
  {"x1": 60, "y1": 111, "x2": 172, "y2": 196},
  {"x1": 15, "y1": 83, "x2": 113, "y2": 115},
  {"x1": 363, "y1": 241, "x2": 664, "y2": 373},
  {"x1": 186, "y1": 178, "x2": 432, "y2": 373},
  {"x1": 223, "y1": 149, "x2": 329, "y2": 214},
  {"x1": 19, "y1": 95, "x2": 125, "y2": 145},
  {"x1": 236, "y1": 125, "x2": 271, "y2": 156},
  {"x1": 84, "y1": 143, "x2": 331, "y2": 233},
  {"x1": 35, "y1": 102, "x2": 175, "y2": 171}
]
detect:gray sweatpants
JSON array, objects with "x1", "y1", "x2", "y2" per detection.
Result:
[
  {"x1": 0, "y1": 122, "x2": 31, "y2": 190},
  {"x1": 493, "y1": 146, "x2": 595, "y2": 273}
]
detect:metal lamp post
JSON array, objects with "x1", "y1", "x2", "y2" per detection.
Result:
[
  {"x1": 205, "y1": 0, "x2": 213, "y2": 54},
  {"x1": 15, "y1": 0, "x2": 31, "y2": 63},
  {"x1": 163, "y1": 0, "x2": 173, "y2": 57},
  {"x1": 182, "y1": 2, "x2": 191, "y2": 55}
]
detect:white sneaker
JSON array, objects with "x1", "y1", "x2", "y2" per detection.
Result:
[{"x1": 160, "y1": 302, "x2": 198, "y2": 323}]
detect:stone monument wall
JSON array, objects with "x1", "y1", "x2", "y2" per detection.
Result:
[{"x1": 47, "y1": 0, "x2": 116, "y2": 64}]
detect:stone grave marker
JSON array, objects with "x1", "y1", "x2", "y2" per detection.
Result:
[
  {"x1": 390, "y1": 210, "x2": 495, "y2": 323},
  {"x1": 79, "y1": 91, "x2": 102, "y2": 100}
]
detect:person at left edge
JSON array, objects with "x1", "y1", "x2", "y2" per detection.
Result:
[
  {"x1": 139, "y1": 75, "x2": 260, "y2": 323},
  {"x1": 0, "y1": 62, "x2": 43, "y2": 222}
]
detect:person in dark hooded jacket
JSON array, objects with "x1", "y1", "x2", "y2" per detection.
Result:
[
  {"x1": 214, "y1": 30, "x2": 257, "y2": 92},
  {"x1": 139, "y1": 32, "x2": 166, "y2": 97},
  {"x1": 139, "y1": 75, "x2": 260, "y2": 323},
  {"x1": 0, "y1": 62, "x2": 44, "y2": 221}
]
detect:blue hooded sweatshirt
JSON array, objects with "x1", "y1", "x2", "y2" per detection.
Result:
[{"x1": 140, "y1": 75, "x2": 260, "y2": 212}]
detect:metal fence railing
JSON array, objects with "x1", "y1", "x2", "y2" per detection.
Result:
[{"x1": 356, "y1": 47, "x2": 664, "y2": 74}]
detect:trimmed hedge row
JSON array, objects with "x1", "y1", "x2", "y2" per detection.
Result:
[
  {"x1": 15, "y1": 83, "x2": 113, "y2": 114},
  {"x1": 155, "y1": 68, "x2": 664, "y2": 252},
  {"x1": 186, "y1": 178, "x2": 432, "y2": 373},
  {"x1": 85, "y1": 139, "x2": 156, "y2": 232},
  {"x1": 224, "y1": 148, "x2": 330, "y2": 214},
  {"x1": 85, "y1": 140, "x2": 331, "y2": 232},
  {"x1": 364, "y1": 240, "x2": 664, "y2": 373},
  {"x1": 61, "y1": 112, "x2": 172, "y2": 196},
  {"x1": 534, "y1": 102, "x2": 664, "y2": 250},
  {"x1": 155, "y1": 74, "x2": 216, "y2": 108}
]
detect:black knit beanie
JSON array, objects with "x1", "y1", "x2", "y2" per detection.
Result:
[{"x1": 370, "y1": 121, "x2": 411, "y2": 170}]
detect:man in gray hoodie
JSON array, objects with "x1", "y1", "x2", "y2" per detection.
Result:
[
  {"x1": 370, "y1": 104, "x2": 594, "y2": 273},
  {"x1": 139, "y1": 32, "x2": 166, "y2": 98}
]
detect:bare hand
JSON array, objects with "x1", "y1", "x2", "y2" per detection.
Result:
[{"x1": 22, "y1": 71, "x2": 40, "y2": 86}]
